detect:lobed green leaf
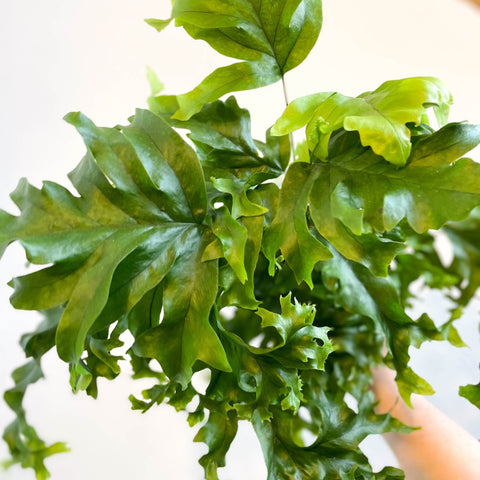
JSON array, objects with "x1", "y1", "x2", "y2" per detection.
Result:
[
  {"x1": 272, "y1": 77, "x2": 452, "y2": 166},
  {"x1": 159, "y1": 0, "x2": 323, "y2": 118}
]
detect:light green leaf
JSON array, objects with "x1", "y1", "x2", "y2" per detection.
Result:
[
  {"x1": 273, "y1": 77, "x2": 452, "y2": 165},
  {"x1": 256, "y1": 294, "x2": 333, "y2": 370},
  {"x1": 146, "y1": 66, "x2": 164, "y2": 96},
  {"x1": 169, "y1": 0, "x2": 323, "y2": 118},
  {"x1": 172, "y1": 59, "x2": 281, "y2": 120},
  {"x1": 219, "y1": 199, "x2": 266, "y2": 309},
  {"x1": 271, "y1": 92, "x2": 333, "y2": 136},
  {"x1": 212, "y1": 177, "x2": 268, "y2": 218},
  {"x1": 459, "y1": 381, "x2": 480, "y2": 409},
  {"x1": 144, "y1": 17, "x2": 172, "y2": 33},
  {"x1": 212, "y1": 206, "x2": 248, "y2": 283},
  {"x1": 258, "y1": 293, "x2": 315, "y2": 342}
]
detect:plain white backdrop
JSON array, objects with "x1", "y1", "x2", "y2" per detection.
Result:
[{"x1": 1, "y1": 1, "x2": 480, "y2": 478}]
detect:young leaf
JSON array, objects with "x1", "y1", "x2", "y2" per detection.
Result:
[
  {"x1": 219, "y1": 195, "x2": 268, "y2": 309},
  {"x1": 144, "y1": 17, "x2": 172, "y2": 33},
  {"x1": 272, "y1": 77, "x2": 452, "y2": 165}
]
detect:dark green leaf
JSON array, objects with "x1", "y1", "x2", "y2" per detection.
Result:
[
  {"x1": 252, "y1": 381, "x2": 408, "y2": 480},
  {"x1": 263, "y1": 162, "x2": 332, "y2": 287},
  {"x1": 19, "y1": 307, "x2": 62, "y2": 358},
  {"x1": 318, "y1": 247, "x2": 463, "y2": 404},
  {"x1": 133, "y1": 229, "x2": 231, "y2": 386},
  {"x1": 444, "y1": 209, "x2": 480, "y2": 307}
]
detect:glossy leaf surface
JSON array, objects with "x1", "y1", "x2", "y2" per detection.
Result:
[
  {"x1": 156, "y1": 0, "x2": 323, "y2": 118},
  {"x1": 272, "y1": 77, "x2": 452, "y2": 165},
  {"x1": 2, "y1": 1, "x2": 480, "y2": 479}
]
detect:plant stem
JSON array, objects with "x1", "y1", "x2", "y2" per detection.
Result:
[
  {"x1": 281, "y1": 76, "x2": 295, "y2": 163},
  {"x1": 281, "y1": 76, "x2": 290, "y2": 106}
]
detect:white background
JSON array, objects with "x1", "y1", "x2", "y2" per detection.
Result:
[{"x1": 1, "y1": 1, "x2": 480, "y2": 478}]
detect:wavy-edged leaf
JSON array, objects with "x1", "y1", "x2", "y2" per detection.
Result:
[
  {"x1": 149, "y1": 95, "x2": 289, "y2": 190},
  {"x1": 318, "y1": 124, "x2": 480, "y2": 235},
  {"x1": 132, "y1": 229, "x2": 231, "y2": 386},
  {"x1": 309, "y1": 165, "x2": 403, "y2": 277},
  {"x1": 444, "y1": 209, "x2": 480, "y2": 307},
  {"x1": 165, "y1": 0, "x2": 323, "y2": 118},
  {"x1": 212, "y1": 177, "x2": 268, "y2": 218},
  {"x1": 194, "y1": 409, "x2": 238, "y2": 480},
  {"x1": 3, "y1": 360, "x2": 69, "y2": 479},
  {"x1": 219, "y1": 185, "x2": 278, "y2": 309},
  {"x1": 318, "y1": 247, "x2": 463, "y2": 404},
  {"x1": 263, "y1": 161, "x2": 332, "y2": 287},
  {"x1": 252, "y1": 383, "x2": 408, "y2": 480},
  {"x1": 210, "y1": 206, "x2": 249, "y2": 283},
  {"x1": 255, "y1": 294, "x2": 333, "y2": 370},
  {"x1": 2, "y1": 109, "x2": 219, "y2": 385},
  {"x1": 216, "y1": 295, "x2": 333, "y2": 419},
  {"x1": 272, "y1": 77, "x2": 452, "y2": 165}
]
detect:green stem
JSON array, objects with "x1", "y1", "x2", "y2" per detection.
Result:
[{"x1": 281, "y1": 76, "x2": 295, "y2": 163}]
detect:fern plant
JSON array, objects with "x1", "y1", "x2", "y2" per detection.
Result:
[{"x1": 2, "y1": 1, "x2": 480, "y2": 479}]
